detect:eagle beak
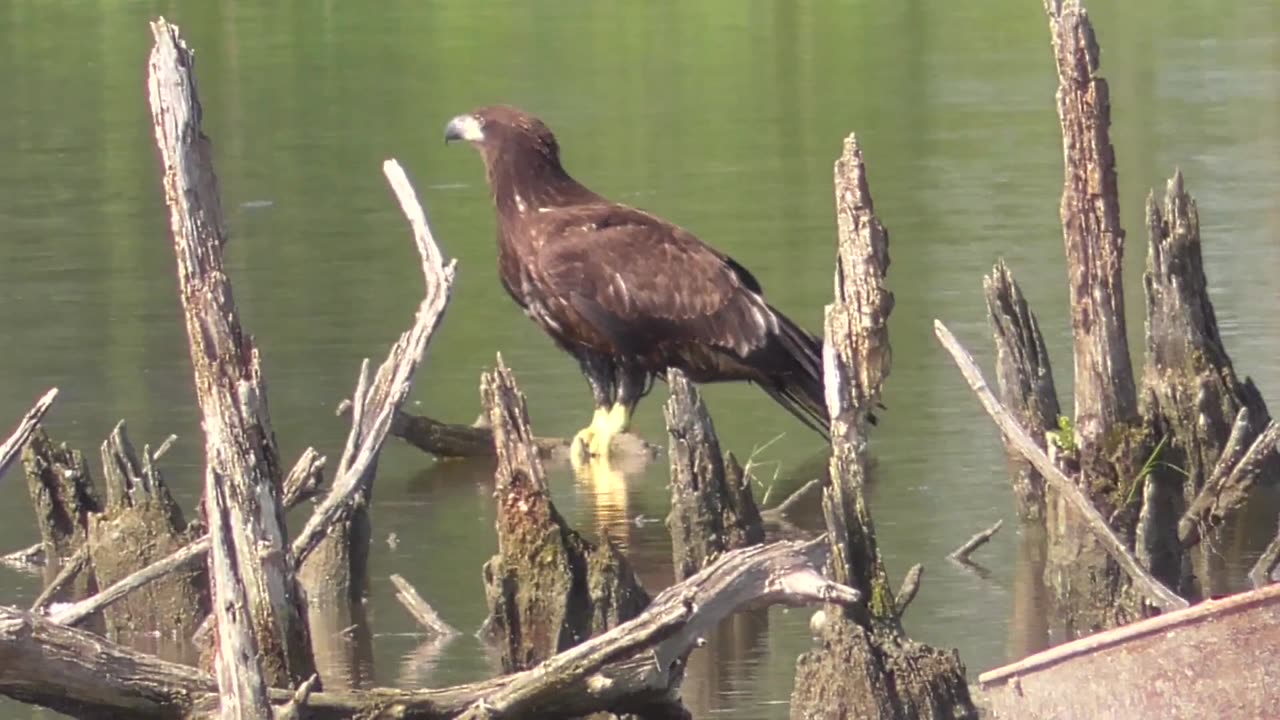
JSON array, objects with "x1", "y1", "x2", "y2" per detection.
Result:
[{"x1": 444, "y1": 114, "x2": 484, "y2": 144}]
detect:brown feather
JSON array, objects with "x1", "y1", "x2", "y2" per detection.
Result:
[{"x1": 453, "y1": 105, "x2": 829, "y2": 435}]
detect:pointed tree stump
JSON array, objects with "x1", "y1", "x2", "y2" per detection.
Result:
[
  {"x1": 790, "y1": 134, "x2": 975, "y2": 720},
  {"x1": 23, "y1": 428, "x2": 102, "y2": 613},
  {"x1": 478, "y1": 356, "x2": 650, "y2": 673},
  {"x1": 664, "y1": 369, "x2": 765, "y2": 581}
]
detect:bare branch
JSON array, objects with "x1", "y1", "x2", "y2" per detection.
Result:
[
  {"x1": 934, "y1": 319, "x2": 1187, "y2": 611},
  {"x1": 390, "y1": 574, "x2": 459, "y2": 638},
  {"x1": 948, "y1": 520, "x2": 1004, "y2": 564},
  {"x1": 0, "y1": 388, "x2": 57, "y2": 482}
]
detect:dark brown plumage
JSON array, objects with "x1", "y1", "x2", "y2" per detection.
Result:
[{"x1": 445, "y1": 105, "x2": 828, "y2": 458}]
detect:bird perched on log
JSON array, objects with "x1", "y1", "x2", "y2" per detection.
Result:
[{"x1": 445, "y1": 105, "x2": 828, "y2": 465}]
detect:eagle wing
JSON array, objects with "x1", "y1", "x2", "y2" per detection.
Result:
[{"x1": 527, "y1": 204, "x2": 776, "y2": 365}]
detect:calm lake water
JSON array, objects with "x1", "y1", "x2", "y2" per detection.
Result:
[{"x1": 2, "y1": 0, "x2": 1279, "y2": 717}]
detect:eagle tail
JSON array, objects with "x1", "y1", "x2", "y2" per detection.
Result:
[{"x1": 756, "y1": 308, "x2": 830, "y2": 438}]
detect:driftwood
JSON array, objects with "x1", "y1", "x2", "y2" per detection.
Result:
[
  {"x1": 149, "y1": 17, "x2": 314, "y2": 715},
  {"x1": 23, "y1": 428, "x2": 101, "y2": 612},
  {"x1": 0, "y1": 388, "x2": 57, "y2": 481},
  {"x1": 0, "y1": 539, "x2": 857, "y2": 720},
  {"x1": 948, "y1": 520, "x2": 1003, "y2": 565},
  {"x1": 282, "y1": 448, "x2": 326, "y2": 509},
  {"x1": 391, "y1": 574, "x2": 460, "y2": 638},
  {"x1": 387, "y1": 407, "x2": 570, "y2": 459},
  {"x1": 296, "y1": 158, "x2": 456, "y2": 610},
  {"x1": 984, "y1": 261, "x2": 1060, "y2": 521},
  {"x1": 790, "y1": 134, "x2": 975, "y2": 720},
  {"x1": 934, "y1": 321, "x2": 1187, "y2": 612},
  {"x1": 664, "y1": 369, "x2": 764, "y2": 581},
  {"x1": 478, "y1": 356, "x2": 650, "y2": 673}
]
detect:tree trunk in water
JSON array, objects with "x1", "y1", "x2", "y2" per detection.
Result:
[
  {"x1": 790, "y1": 135, "x2": 974, "y2": 719},
  {"x1": 147, "y1": 18, "x2": 314, "y2": 715},
  {"x1": 478, "y1": 356, "x2": 650, "y2": 673},
  {"x1": 87, "y1": 421, "x2": 208, "y2": 662},
  {"x1": 985, "y1": 260, "x2": 1061, "y2": 522},
  {"x1": 664, "y1": 369, "x2": 765, "y2": 581}
]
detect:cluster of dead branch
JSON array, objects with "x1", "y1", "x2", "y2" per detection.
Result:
[
  {"x1": 935, "y1": 0, "x2": 1280, "y2": 647},
  {"x1": 0, "y1": 15, "x2": 987, "y2": 720}
]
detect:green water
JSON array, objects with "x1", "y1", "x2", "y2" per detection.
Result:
[{"x1": 1, "y1": 0, "x2": 1278, "y2": 716}]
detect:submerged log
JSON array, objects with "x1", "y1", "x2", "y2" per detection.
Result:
[
  {"x1": 664, "y1": 369, "x2": 764, "y2": 581},
  {"x1": 148, "y1": 17, "x2": 314, "y2": 714},
  {"x1": 984, "y1": 261, "x2": 1060, "y2": 521},
  {"x1": 86, "y1": 421, "x2": 207, "y2": 654},
  {"x1": 23, "y1": 427, "x2": 101, "y2": 611},
  {"x1": 790, "y1": 134, "x2": 974, "y2": 720},
  {"x1": 478, "y1": 356, "x2": 650, "y2": 673},
  {"x1": 0, "y1": 539, "x2": 858, "y2": 720},
  {"x1": 296, "y1": 158, "x2": 456, "y2": 609}
]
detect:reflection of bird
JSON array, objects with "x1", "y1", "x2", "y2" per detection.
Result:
[{"x1": 445, "y1": 105, "x2": 828, "y2": 465}]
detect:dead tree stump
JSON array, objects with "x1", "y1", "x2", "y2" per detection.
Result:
[
  {"x1": 664, "y1": 369, "x2": 765, "y2": 581},
  {"x1": 1039, "y1": 0, "x2": 1155, "y2": 635},
  {"x1": 478, "y1": 356, "x2": 650, "y2": 672},
  {"x1": 148, "y1": 17, "x2": 314, "y2": 712},
  {"x1": 985, "y1": 261, "x2": 1061, "y2": 522},
  {"x1": 86, "y1": 421, "x2": 207, "y2": 659},
  {"x1": 790, "y1": 135, "x2": 974, "y2": 720},
  {"x1": 23, "y1": 428, "x2": 101, "y2": 610},
  {"x1": 1139, "y1": 171, "x2": 1274, "y2": 594}
]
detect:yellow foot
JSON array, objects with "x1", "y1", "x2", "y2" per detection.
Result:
[{"x1": 569, "y1": 403, "x2": 632, "y2": 467}]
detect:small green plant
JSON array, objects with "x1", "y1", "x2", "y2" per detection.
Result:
[
  {"x1": 1048, "y1": 415, "x2": 1078, "y2": 454},
  {"x1": 1123, "y1": 434, "x2": 1188, "y2": 506}
]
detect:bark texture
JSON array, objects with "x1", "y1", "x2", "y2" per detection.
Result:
[
  {"x1": 86, "y1": 421, "x2": 207, "y2": 656},
  {"x1": 478, "y1": 357, "x2": 650, "y2": 673},
  {"x1": 790, "y1": 134, "x2": 974, "y2": 720},
  {"x1": 1141, "y1": 171, "x2": 1276, "y2": 593},
  {"x1": 23, "y1": 428, "x2": 101, "y2": 610},
  {"x1": 985, "y1": 261, "x2": 1061, "y2": 521},
  {"x1": 1041, "y1": 0, "x2": 1148, "y2": 635},
  {"x1": 148, "y1": 17, "x2": 313, "y2": 715},
  {"x1": 664, "y1": 368, "x2": 765, "y2": 581}
]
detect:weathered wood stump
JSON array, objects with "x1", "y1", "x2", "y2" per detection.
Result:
[
  {"x1": 789, "y1": 135, "x2": 974, "y2": 719},
  {"x1": 478, "y1": 356, "x2": 650, "y2": 673},
  {"x1": 23, "y1": 428, "x2": 101, "y2": 612},
  {"x1": 985, "y1": 261, "x2": 1061, "y2": 522},
  {"x1": 86, "y1": 421, "x2": 207, "y2": 658},
  {"x1": 149, "y1": 17, "x2": 314, "y2": 713},
  {"x1": 664, "y1": 369, "x2": 765, "y2": 581}
]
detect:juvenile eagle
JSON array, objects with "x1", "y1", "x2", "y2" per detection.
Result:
[{"x1": 445, "y1": 105, "x2": 827, "y2": 461}]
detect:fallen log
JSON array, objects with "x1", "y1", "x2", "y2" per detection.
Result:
[
  {"x1": 391, "y1": 574, "x2": 460, "y2": 638},
  {"x1": 478, "y1": 356, "x2": 650, "y2": 673},
  {"x1": 664, "y1": 369, "x2": 764, "y2": 581},
  {"x1": 948, "y1": 520, "x2": 1003, "y2": 565},
  {"x1": 790, "y1": 133, "x2": 975, "y2": 720},
  {"x1": 0, "y1": 539, "x2": 857, "y2": 720},
  {"x1": 149, "y1": 16, "x2": 314, "y2": 712}
]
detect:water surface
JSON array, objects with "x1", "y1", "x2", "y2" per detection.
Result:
[{"x1": 2, "y1": 1, "x2": 1278, "y2": 717}]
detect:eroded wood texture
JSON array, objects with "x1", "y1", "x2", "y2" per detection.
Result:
[
  {"x1": 23, "y1": 428, "x2": 101, "y2": 610},
  {"x1": 791, "y1": 134, "x2": 974, "y2": 720},
  {"x1": 985, "y1": 261, "x2": 1060, "y2": 521},
  {"x1": 1141, "y1": 171, "x2": 1276, "y2": 593},
  {"x1": 478, "y1": 357, "x2": 650, "y2": 672},
  {"x1": 665, "y1": 369, "x2": 764, "y2": 581},
  {"x1": 86, "y1": 421, "x2": 207, "y2": 656},
  {"x1": 1041, "y1": 0, "x2": 1148, "y2": 635},
  {"x1": 148, "y1": 17, "x2": 313, "y2": 715}
]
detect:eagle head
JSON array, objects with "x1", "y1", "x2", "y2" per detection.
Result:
[{"x1": 444, "y1": 105, "x2": 561, "y2": 161}]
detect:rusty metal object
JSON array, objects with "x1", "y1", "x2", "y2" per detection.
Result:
[{"x1": 979, "y1": 584, "x2": 1280, "y2": 718}]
